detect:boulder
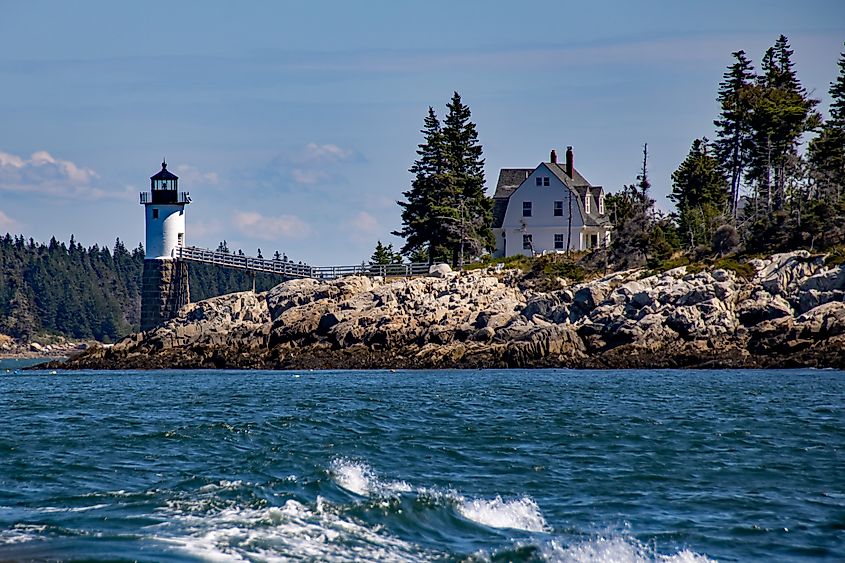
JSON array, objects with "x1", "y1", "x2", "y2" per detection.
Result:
[
  {"x1": 737, "y1": 291, "x2": 793, "y2": 326},
  {"x1": 428, "y1": 263, "x2": 452, "y2": 278}
]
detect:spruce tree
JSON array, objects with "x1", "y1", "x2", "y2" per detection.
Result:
[
  {"x1": 370, "y1": 241, "x2": 393, "y2": 265},
  {"x1": 441, "y1": 92, "x2": 494, "y2": 265},
  {"x1": 395, "y1": 94, "x2": 493, "y2": 266},
  {"x1": 747, "y1": 36, "x2": 820, "y2": 216},
  {"x1": 610, "y1": 144, "x2": 674, "y2": 267},
  {"x1": 670, "y1": 138, "x2": 730, "y2": 249},
  {"x1": 394, "y1": 107, "x2": 449, "y2": 262},
  {"x1": 714, "y1": 50, "x2": 756, "y2": 217},
  {"x1": 809, "y1": 44, "x2": 845, "y2": 202}
]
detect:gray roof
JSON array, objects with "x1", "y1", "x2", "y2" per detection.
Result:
[
  {"x1": 545, "y1": 163, "x2": 610, "y2": 227},
  {"x1": 492, "y1": 169, "x2": 533, "y2": 228},
  {"x1": 493, "y1": 168, "x2": 533, "y2": 199},
  {"x1": 492, "y1": 162, "x2": 610, "y2": 228}
]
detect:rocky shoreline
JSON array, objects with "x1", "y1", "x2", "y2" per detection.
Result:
[
  {"x1": 1, "y1": 335, "x2": 90, "y2": 361},
  {"x1": 52, "y1": 251, "x2": 845, "y2": 370}
]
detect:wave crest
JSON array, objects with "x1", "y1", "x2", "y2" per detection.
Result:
[
  {"x1": 539, "y1": 535, "x2": 715, "y2": 563},
  {"x1": 458, "y1": 495, "x2": 548, "y2": 533},
  {"x1": 329, "y1": 458, "x2": 411, "y2": 496}
]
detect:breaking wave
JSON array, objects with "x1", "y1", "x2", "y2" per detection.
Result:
[{"x1": 157, "y1": 497, "x2": 435, "y2": 562}]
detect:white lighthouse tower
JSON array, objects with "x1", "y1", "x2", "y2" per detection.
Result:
[
  {"x1": 142, "y1": 160, "x2": 190, "y2": 258},
  {"x1": 140, "y1": 161, "x2": 191, "y2": 330}
]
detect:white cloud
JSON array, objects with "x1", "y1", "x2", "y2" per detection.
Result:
[
  {"x1": 301, "y1": 142, "x2": 353, "y2": 163},
  {"x1": 189, "y1": 219, "x2": 224, "y2": 239},
  {"x1": 0, "y1": 209, "x2": 20, "y2": 232},
  {"x1": 275, "y1": 142, "x2": 359, "y2": 186},
  {"x1": 174, "y1": 164, "x2": 220, "y2": 186},
  {"x1": 291, "y1": 168, "x2": 329, "y2": 185},
  {"x1": 233, "y1": 211, "x2": 312, "y2": 240},
  {"x1": 344, "y1": 211, "x2": 380, "y2": 242},
  {"x1": 0, "y1": 149, "x2": 118, "y2": 199}
]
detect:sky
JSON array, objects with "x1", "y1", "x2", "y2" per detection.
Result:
[{"x1": 0, "y1": 0, "x2": 843, "y2": 264}]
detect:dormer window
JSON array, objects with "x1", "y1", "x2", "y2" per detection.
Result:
[
  {"x1": 584, "y1": 195, "x2": 591, "y2": 214},
  {"x1": 599, "y1": 195, "x2": 605, "y2": 215}
]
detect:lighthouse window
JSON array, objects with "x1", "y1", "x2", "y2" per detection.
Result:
[
  {"x1": 178, "y1": 233, "x2": 184, "y2": 246},
  {"x1": 152, "y1": 209, "x2": 159, "y2": 219}
]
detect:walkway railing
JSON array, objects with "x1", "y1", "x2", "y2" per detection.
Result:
[{"x1": 175, "y1": 246, "x2": 430, "y2": 279}]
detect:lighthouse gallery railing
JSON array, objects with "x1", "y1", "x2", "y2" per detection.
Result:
[{"x1": 175, "y1": 246, "x2": 431, "y2": 279}]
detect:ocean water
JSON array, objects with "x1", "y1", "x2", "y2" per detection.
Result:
[{"x1": 0, "y1": 366, "x2": 842, "y2": 562}]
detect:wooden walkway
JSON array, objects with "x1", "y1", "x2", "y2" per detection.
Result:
[{"x1": 175, "y1": 246, "x2": 431, "y2": 279}]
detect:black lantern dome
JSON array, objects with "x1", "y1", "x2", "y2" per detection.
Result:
[{"x1": 147, "y1": 160, "x2": 185, "y2": 204}]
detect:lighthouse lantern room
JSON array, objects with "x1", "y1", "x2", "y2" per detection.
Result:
[{"x1": 141, "y1": 160, "x2": 191, "y2": 259}]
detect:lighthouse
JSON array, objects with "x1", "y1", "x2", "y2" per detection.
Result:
[{"x1": 140, "y1": 161, "x2": 191, "y2": 331}]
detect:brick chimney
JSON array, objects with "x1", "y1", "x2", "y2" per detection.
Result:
[
  {"x1": 550, "y1": 149, "x2": 557, "y2": 164},
  {"x1": 565, "y1": 146, "x2": 574, "y2": 178}
]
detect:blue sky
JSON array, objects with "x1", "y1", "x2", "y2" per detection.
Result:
[{"x1": 0, "y1": 0, "x2": 843, "y2": 264}]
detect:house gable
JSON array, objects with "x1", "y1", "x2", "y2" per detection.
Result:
[{"x1": 500, "y1": 163, "x2": 586, "y2": 229}]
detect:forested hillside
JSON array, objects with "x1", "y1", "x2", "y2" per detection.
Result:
[{"x1": 0, "y1": 235, "x2": 283, "y2": 342}]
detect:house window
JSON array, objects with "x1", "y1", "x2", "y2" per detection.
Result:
[
  {"x1": 152, "y1": 208, "x2": 159, "y2": 219},
  {"x1": 554, "y1": 234, "x2": 564, "y2": 249},
  {"x1": 554, "y1": 201, "x2": 563, "y2": 216},
  {"x1": 599, "y1": 195, "x2": 605, "y2": 215},
  {"x1": 535, "y1": 176, "x2": 550, "y2": 186},
  {"x1": 522, "y1": 234, "x2": 533, "y2": 250},
  {"x1": 535, "y1": 177, "x2": 542, "y2": 186},
  {"x1": 522, "y1": 201, "x2": 532, "y2": 217},
  {"x1": 585, "y1": 196, "x2": 591, "y2": 214},
  {"x1": 589, "y1": 234, "x2": 599, "y2": 248},
  {"x1": 543, "y1": 177, "x2": 549, "y2": 186}
]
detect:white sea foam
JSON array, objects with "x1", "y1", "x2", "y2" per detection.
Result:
[
  {"x1": 198, "y1": 480, "x2": 245, "y2": 493},
  {"x1": 330, "y1": 458, "x2": 547, "y2": 532},
  {"x1": 539, "y1": 536, "x2": 716, "y2": 563},
  {"x1": 0, "y1": 524, "x2": 47, "y2": 546},
  {"x1": 156, "y1": 498, "x2": 434, "y2": 562},
  {"x1": 38, "y1": 503, "x2": 110, "y2": 513},
  {"x1": 457, "y1": 495, "x2": 548, "y2": 532},
  {"x1": 329, "y1": 458, "x2": 411, "y2": 497}
]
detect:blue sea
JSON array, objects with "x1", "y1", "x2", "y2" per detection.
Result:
[{"x1": 0, "y1": 365, "x2": 842, "y2": 562}]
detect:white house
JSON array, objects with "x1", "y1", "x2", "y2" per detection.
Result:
[{"x1": 492, "y1": 147, "x2": 612, "y2": 257}]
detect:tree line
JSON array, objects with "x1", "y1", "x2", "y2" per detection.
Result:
[
  {"x1": 0, "y1": 235, "x2": 282, "y2": 342},
  {"x1": 609, "y1": 36, "x2": 845, "y2": 268}
]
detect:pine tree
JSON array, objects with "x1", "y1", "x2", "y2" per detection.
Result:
[
  {"x1": 747, "y1": 36, "x2": 820, "y2": 217},
  {"x1": 393, "y1": 107, "x2": 450, "y2": 262},
  {"x1": 809, "y1": 44, "x2": 845, "y2": 202},
  {"x1": 714, "y1": 50, "x2": 756, "y2": 217},
  {"x1": 395, "y1": 94, "x2": 494, "y2": 266},
  {"x1": 370, "y1": 241, "x2": 393, "y2": 265},
  {"x1": 670, "y1": 138, "x2": 730, "y2": 249},
  {"x1": 610, "y1": 144, "x2": 674, "y2": 267},
  {"x1": 441, "y1": 92, "x2": 494, "y2": 265}
]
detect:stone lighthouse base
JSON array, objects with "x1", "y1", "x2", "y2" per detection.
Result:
[{"x1": 141, "y1": 259, "x2": 190, "y2": 331}]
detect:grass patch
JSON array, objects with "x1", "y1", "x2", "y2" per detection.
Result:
[
  {"x1": 824, "y1": 246, "x2": 845, "y2": 266},
  {"x1": 530, "y1": 255, "x2": 587, "y2": 283},
  {"x1": 712, "y1": 257, "x2": 756, "y2": 280}
]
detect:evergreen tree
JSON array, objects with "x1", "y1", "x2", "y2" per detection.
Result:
[
  {"x1": 670, "y1": 138, "x2": 730, "y2": 249},
  {"x1": 395, "y1": 93, "x2": 493, "y2": 267},
  {"x1": 714, "y1": 50, "x2": 756, "y2": 217},
  {"x1": 393, "y1": 107, "x2": 450, "y2": 262},
  {"x1": 441, "y1": 92, "x2": 494, "y2": 264},
  {"x1": 610, "y1": 144, "x2": 675, "y2": 267},
  {"x1": 370, "y1": 241, "x2": 394, "y2": 265},
  {"x1": 808, "y1": 44, "x2": 845, "y2": 202},
  {"x1": 746, "y1": 36, "x2": 820, "y2": 217}
]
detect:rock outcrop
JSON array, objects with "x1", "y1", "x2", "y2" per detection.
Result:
[{"x1": 56, "y1": 252, "x2": 845, "y2": 370}]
